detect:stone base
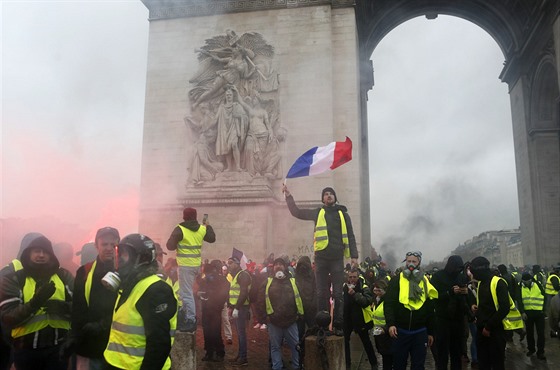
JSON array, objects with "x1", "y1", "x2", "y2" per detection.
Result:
[
  {"x1": 171, "y1": 332, "x2": 196, "y2": 369},
  {"x1": 304, "y1": 335, "x2": 345, "y2": 370}
]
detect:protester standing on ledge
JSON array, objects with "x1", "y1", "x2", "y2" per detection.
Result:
[
  {"x1": 282, "y1": 184, "x2": 358, "y2": 335},
  {"x1": 384, "y1": 250, "x2": 438, "y2": 370},
  {"x1": 166, "y1": 207, "x2": 216, "y2": 332}
]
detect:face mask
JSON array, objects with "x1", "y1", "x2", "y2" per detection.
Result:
[{"x1": 275, "y1": 271, "x2": 286, "y2": 279}]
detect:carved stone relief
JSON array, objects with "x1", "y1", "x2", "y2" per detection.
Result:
[{"x1": 185, "y1": 30, "x2": 285, "y2": 187}]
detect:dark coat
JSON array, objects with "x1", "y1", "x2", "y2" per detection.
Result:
[
  {"x1": 258, "y1": 276, "x2": 300, "y2": 328},
  {"x1": 294, "y1": 256, "x2": 317, "y2": 325},
  {"x1": 343, "y1": 278, "x2": 374, "y2": 332}
]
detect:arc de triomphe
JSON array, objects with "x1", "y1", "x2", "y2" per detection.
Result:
[{"x1": 139, "y1": 0, "x2": 559, "y2": 266}]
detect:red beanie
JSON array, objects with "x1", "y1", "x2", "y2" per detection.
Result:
[{"x1": 183, "y1": 207, "x2": 197, "y2": 221}]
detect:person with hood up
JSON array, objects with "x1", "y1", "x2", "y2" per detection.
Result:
[
  {"x1": 198, "y1": 260, "x2": 230, "y2": 362},
  {"x1": 430, "y1": 255, "x2": 469, "y2": 370},
  {"x1": 282, "y1": 184, "x2": 358, "y2": 335},
  {"x1": 258, "y1": 257, "x2": 303, "y2": 370},
  {"x1": 70, "y1": 226, "x2": 120, "y2": 370},
  {"x1": 343, "y1": 268, "x2": 378, "y2": 370},
  {"x1": 103, "y1": 234, "x2": 177, "y2": 370},
  {"x1": 166, "y1": 207, "x2": 216, "y2": 332},
  {"x1": 294, "y1": 255, "x2": 317, "y2": 340},
  {"x1": 0, "y1": 234, "x2": 74, "y2": 370},
  {"x1": 384, "y1": 250, "x2": 438, "y2": 370},
  {"x1": 469, "y1": 256, "x2": 522, "y2": 370}
]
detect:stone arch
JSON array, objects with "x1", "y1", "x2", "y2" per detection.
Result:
[{"x1": 530, "y1": 55, "x2": 560, "y2": 132}]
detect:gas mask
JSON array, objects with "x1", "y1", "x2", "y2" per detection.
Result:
[
  {"x1": 403, "y1": 263, "x2": 420, "y2": 278},
  {"x1": 275, "y1": 270, "x2": 286, "y2": 279},
  {"x1": 101, "y1": 271, "x2": 121, "y2": 292}
]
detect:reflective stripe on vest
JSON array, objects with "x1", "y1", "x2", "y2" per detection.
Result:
[
  {"x1": 373, "y1": 302, "x2": 385, "y2": 326},
  {"x1": 12, "y1": 259, "x2": 23, "y2": 271},
  {"x1": 487, "y1": 276, "x2": 524, "y2": 330},
  {"x1": 265, "y1": 277, "x2": 304, "y2": 315},
  {"x1": 85, "y1": 260, "x2": 97, "y2": 307},
  {"x1": 398, "y1": 273, "x2": 438, "y2": 311},
  {"x1": 545, "y1": 275, "x2": 560, "y2": 295},
  {"x1": 314, "y1": 209, "x2": 350, "y2": 258},
  {"x1": 11, "y1": 274, "x2": 70, "y2": 338},
  {"x1": 177, "y1": 224, "x2": 206, "y2": 267},
  {"x1": 521, "y1": 283, "x2": 544, "y2": 311},
  {"x1": 104, "y1": 275, "x2": 177, "y2": 370},
  {"x1": 229, "y1": 270, "x2": 251, "y2": 306}
]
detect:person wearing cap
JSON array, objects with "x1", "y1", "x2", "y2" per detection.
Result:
[
  {"x1": 469, "y1": 256, "x2": 522, "y2": 370},
  {"x1": 104, "y1": 234, "x2": 177, "y2": 370},
  {"x1": 517, "y1": 272, "x2": 546, "y2": 360},
  {"x1": 384, "y1": 251, "x2": 438, "y2": 370},
  {"x1": 166, "y1": 207, "x2": 216, "y2": 333},
  {"x1": 430, "y1": 255, "x2": 469, "y2": 370},
  {"x1": 282, "y1": 184, "x2": 358, "y2": 334},
  {"x1": 257, "y1": 257, "x2": 303, "y2": 370},
  {"x1": 76, "y1": 242, "x2": 97, "y2": 266},
  {"x1": 0, "y1": 234, "x2": 74, "y2": 370},
  {"x1": 227, "y1": 256, "x2": 252, "y2": 366},
  {"x1": 53, "y1": 242, "x2": 79, "y2": 277},
  {"x1": 70, "y1": 226, "x2": 120, "y2": 370}
]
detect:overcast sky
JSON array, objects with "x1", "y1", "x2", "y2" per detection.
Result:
[{"x1": 1, "y1": 1, "x2": 519, "y2": 266}]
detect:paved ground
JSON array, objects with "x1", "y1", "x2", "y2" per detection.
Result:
[{"x1": 193, "y1": 319, "x2": 560, "y2": 369}]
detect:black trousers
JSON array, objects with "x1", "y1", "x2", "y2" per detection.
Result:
[
  {"x1": 315, "y1": 258, "x2": 344, "y2": 327},
  {"x1": 476, "y1": 327, "x2": 506, "y2": 370},
  {"x1": 344, "y1": 326, "x2": 377, "y2": 368},
  {"x1": 202, "y1": 307, "x2": 225, "y2": 357},
  {"x1": 525, "y1": 310, "x2": 545, "y2": 355},
  {"x1": 435, "y1": 317, "x2": 464, "y2": 370}
]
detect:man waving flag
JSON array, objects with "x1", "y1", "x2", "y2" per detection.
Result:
[{"x1": 286, "y1": 136, "x2": 352, "y2": 178}]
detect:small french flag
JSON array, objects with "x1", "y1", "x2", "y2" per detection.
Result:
[{"x1": 286, "y1": 137, "x2": 353, "y2": 179}]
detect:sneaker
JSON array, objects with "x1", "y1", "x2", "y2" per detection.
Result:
[
  {"x1": 333, "y1": 328, "x2": 344, "y2": 336},
  {"x1": 231, "y1": 358, "x2": 248, "y2": 366},
  {"x1": 260, "y1": 323, "x2": 267, "y2": 330},
  {"x1": 526, "y1": 350, "x2": 535, "y2": 357},
  {"x1": 253, "y1": 323, "x2": 261, "y2": 329}
]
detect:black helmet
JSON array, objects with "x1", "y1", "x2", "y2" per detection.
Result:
[{"x1": 118, "y1": 234, "x2": 156, "y2": 268}]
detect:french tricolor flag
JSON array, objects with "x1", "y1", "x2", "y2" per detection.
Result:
[{"x1": 286, "y1": 137, "x2": 353, "y2": 178}]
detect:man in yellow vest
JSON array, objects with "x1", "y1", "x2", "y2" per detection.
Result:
[
  {"x1": 104, "y1": 234, "x2": 177, "y2": 370},
  {"x1": 166, "y1": 207, "x2": 216, "y2": 332},
  {"x1": 282, "y1": 185, "x2": 358, "y2": 335},
  {"x1": 545, "y1": 265, "x2": 560, "y2": 317},
  {"x1": 469, "y1": 256, "x2": 513, "y2": 370},
  {"x1": 226, "y1": 256, "x2": 252, "y2": 366},
  {"x1": 517, "y1": 272, "x2": 546, "y2": 360},
  {"x1": 257, "y1": 257, "x2": 303, "y2": 370},
  {"x1": 0, "y1": 234, "x2": 74, "y2": 370},
  {"x1": 71, "y1": 226, "x2": 120, "y2": 370},
  {"x1": 343, "y1": 268, "x2": 377, "y2": 369},
  {"x1": 385, "y1": 251, "x2": 438, "y2": 370}
]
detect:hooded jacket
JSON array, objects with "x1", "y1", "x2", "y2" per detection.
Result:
[
  {"x1": 294, "y1": 256, "x2": 317, "y2": 324},
  {"x1": 258, "y1": 272, "x2": 300, "y2": 328},
  {"x1": 431, "y1": 255, "x2": 469, "y2": 320},
  {"x1": 343, "y1": 277, "x2": 374, "y2": 331},
  {"x1": 0, "y1": 235, "x2": 74, "y2": 349},
  {"x1": 166, "y1": 220, "x2": 216, "y2": 251},
  {"x1": 285, "y1": 195, "x2": 358, "y2": 260}
]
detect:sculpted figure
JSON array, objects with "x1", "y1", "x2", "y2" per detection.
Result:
[{"x1": 215, "y1": 86, "x2": 249, "y2": 172}]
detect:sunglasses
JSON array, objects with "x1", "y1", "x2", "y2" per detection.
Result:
[{"x1": 406, "y1": 252, "x2": 422, "y2": 258}]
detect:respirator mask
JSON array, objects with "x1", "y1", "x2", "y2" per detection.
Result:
[
  {"x1": 275, "y1": 270, "x2": 286, "y2": 279},
  {"x1": 403, "y1": 263, "x2": 420, "y2": 278}
]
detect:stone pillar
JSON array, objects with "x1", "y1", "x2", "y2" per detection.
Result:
[
  {"x1": 304, "y1": 335, "x2": 345, "y2": 369},
  {"x1": 170, "y1": 332, "x2": 196, "y2": 370}
]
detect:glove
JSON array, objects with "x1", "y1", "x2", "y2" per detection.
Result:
[
  {"x1": 522, "y1": 313, "x2": 528, "y2": 321},
  {"x1": 29, "y1": 281, "x2": 56, "y2": 310},
  {"x1": 44, "y1": 300, "x2": 70, "y2": 315},
  {"x1": 232, "y1": 308, "x2": 239, "y2": 319}
]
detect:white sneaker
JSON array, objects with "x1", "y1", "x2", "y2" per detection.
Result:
[
  {"x1": 253, "y1": 323, "x2": 261, "y2": 329},
  {"x1": 260, "y1": 324, "x2": 267, "y2": 330}
]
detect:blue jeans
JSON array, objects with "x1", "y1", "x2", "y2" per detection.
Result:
[
  {"x1": 178, "y1": 265, "x2": 199, "y2": 322},
  {"x1": 315, "y1": 257, "x2": 345, "y2": 327},
  {"x1": 392, "y1": 327, "x2": 428, "y2": 370},
  {"x1": 234, "y1": 305, "x2": 250, "y2": 360},
  {"x1": 268, "y1": 322, "x2": 299, "y2": 370},
  {"x1": 468, "y1": 322, "x2": 477, "y2": 363}
]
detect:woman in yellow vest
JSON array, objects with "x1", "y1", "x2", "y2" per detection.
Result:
[
  {"x1": 104, "y1": 234, "x2": 177, "y2": 370},
  {"x1": 372, "y1": 279, "x2": 393, "y2": 370}
]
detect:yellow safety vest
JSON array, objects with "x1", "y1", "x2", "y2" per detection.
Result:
[
  {"x1": 488, "y1": 276, "x2": 524, "y2": 330},
  {"x1": 360, "y1": 283, "x2": 374, "y2": 324},
  {"x1": 265, "y1": 277, "x2": 304, "y2": 315},
  {"x1": 373, "y1": 302, "x2": 385, "y2": 326},
  {"x1": 176, "y1": 224, "x2": 206, "y2": 267},
  {"x1": 314, "y1": 209, "x2": 350, "y2": 257},
  {"x1": 84, "y1": 260, "x2": 97, "y2": 307},
  {"x1": 398, "y1": 273, "x2": 438, "y2": 310},
  {"x1": 11, "y1": 274, "x2": 70, "y2": 338},
  {"x1": 229, "y1": 270, "x2": 251, "y2": 306},
  {"x1": 545, "y1": 274, "x2": 560, "y2": 295},
  {"x1": 104, "y1": 275, "x2": 177, "y2": 370},
  {"x1": 11, "y1": 259, "x2": 23, "y2": 271},
  {"x1": 521, "y1": 283, "x2": 544, "y2": 311}
]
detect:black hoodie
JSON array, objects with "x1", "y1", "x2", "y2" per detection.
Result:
[{"x1": 431, "y1": 255, "x2": 469, "y2": 320}]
